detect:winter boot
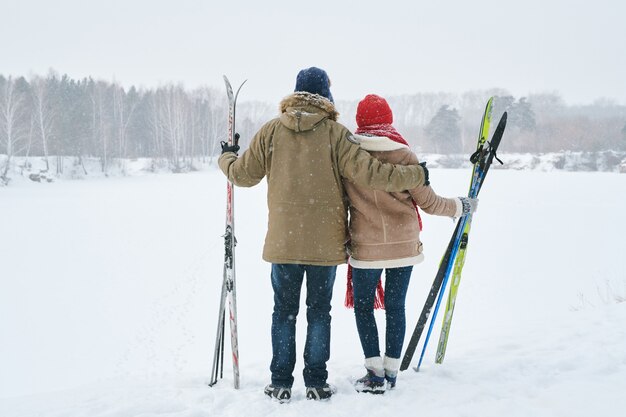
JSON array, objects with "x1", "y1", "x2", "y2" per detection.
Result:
[
  {"x1": 264, "y1": 384, "x2": 291, "y2": 403},
  {"x1": 355, "y1": 356, "x2": 386, "y2": 394},
  {"x1": 384, "y1": 356, "x2": 401, "y2": 389},
  {"x1": 305, "y1": 384, "x2": 336, "y2": 400}
]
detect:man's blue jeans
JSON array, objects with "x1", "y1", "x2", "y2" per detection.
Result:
[
  {"x1": 270, "y1": 264, "x2": 336, "y2": 388},
  {"x1": 352, "y1": 266, "x2": 413, "y2": 359}
]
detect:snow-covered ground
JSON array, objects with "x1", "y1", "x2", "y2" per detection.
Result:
[
  {"x1": 2, "y1": 149, "x2": 626, "y2": 189},
  {"x1": 1, "y1": 168, "x2": 625, "y2": 417}
]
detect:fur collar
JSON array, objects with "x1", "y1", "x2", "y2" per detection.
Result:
[
  {"x1": 354, "y1": 134, "x2": 410, "y2": 152},
  {"x1": 280, "y1": 92, "x2": 339, "y2": 121}
]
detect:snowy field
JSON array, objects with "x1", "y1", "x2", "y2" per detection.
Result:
[{"x1": 1, "y1": 168, "x2": 625, "y2": 417}]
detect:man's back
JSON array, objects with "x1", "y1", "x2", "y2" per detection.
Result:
[{"x1": 220, "y1": 92, "x2": 352, "y2": 265}]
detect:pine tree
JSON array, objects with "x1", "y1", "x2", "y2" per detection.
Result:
[
  {"x1": 425, "y1": 105, "x2": 461, "y2": 154},
  {"x1": 510, "y1": 97, "x2": 536, "y2": 131},
  {"x1": 492, "y1": 95, "x2": 515, "y2": 122}
]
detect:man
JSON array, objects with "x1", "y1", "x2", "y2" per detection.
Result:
[{"x1": 218, "y1": 67, "x2": 427, "y2": 402}]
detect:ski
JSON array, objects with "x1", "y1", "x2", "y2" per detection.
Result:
[
  {"x1": 209, "y1": 76, "x2": 246, "y2": 389},
  {"x1": 412, "y1": 102, "x2": 501, "y2": 371},
  {"x1": 400, "y1": 97, "x2": 494, "y2": 372},
  {"x1": 399, "y1": 219, "x2": 462, "y2": 371},
  {"x1": 435, "y1": 111, "x2": 508, "y2": 364}
]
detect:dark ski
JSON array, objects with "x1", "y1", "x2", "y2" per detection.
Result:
[{"x1": 400, "y1": 98, "x2": 497, "y2": 371}]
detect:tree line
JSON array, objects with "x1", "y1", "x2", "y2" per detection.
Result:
[
  {"x1": 339, "y1": 90, "x2": 626, "y2": 155},
  {"x1": 0, "y1": 71, "x2": 237, "y2": 180},
  {"x1": 2, "y1": 72, "x2": 625, "y2": 182}
]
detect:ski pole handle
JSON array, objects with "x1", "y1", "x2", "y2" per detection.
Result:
[{"x1": 220, "y1": 140, "x2": 240, "y2": 155}]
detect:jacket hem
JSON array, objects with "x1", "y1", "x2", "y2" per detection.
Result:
[
  {"x1": 263, "y1": 255, "x2": 347, "y2": 266},
  {"x1": 349, "y1": 254, "x2": 424, "y2": 269}
]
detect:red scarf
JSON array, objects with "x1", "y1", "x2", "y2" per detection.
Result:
[
  {"x1": 345, "y1": 123, "x2": 422, "y2": 310},
  {"x1": 355, "y1": 123, "x2": 409, "y2": 147}
]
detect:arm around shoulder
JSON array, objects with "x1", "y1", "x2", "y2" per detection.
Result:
[{"x1": 337, "y1": 133, "x2": 425, "y2": 192}]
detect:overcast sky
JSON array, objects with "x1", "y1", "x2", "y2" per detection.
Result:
[{"x1": 2, "y1": 0, "x2": 625, "y2": 105}]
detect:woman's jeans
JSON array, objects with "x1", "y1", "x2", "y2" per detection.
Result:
[
  {"x1": 352, "y1": 266, "x2": 413, "y2": 359},
  {"x1": 270, "y1": 264, "x2": 336, "y2": 388}
]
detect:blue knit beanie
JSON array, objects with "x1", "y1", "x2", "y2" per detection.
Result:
[{"x1": 294, "y1": 67, "x2": 334, "y2": 103}]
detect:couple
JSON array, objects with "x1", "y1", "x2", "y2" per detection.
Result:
[{"x1": 218, "y1": 67, "x2": 476, "y2": 402}]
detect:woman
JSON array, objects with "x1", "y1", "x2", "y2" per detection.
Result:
[{"x1": 344, "y1": 94, "x2": 477, "y2": 394}]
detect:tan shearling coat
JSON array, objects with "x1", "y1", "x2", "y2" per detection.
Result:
[
  {"x1": 218, "y1": 93, "x2": 427, "y2": 266},
  {"x1": 345, "y1": 134, "x2": 461, "y2": 268}
]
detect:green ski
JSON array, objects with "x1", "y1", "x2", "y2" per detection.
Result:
[
  {"x1": 400, "y1": 97, "x2": 494, "y2": 371},
  {"x1": 435, "y1": 108, "x2": 508, "y2": 364}
]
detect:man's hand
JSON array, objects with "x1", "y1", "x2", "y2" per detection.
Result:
[{"x1": 221, "y1": 133, "x2": 241, "y2": 155}]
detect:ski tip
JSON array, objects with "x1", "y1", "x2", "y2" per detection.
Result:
[
  {"x1": 496, "y1": 111, "x2": 508, "y2": 128},
  {"x1": 236, "y1": 79, "x2": 248, "y2": 95},
  {"x1": 223, "y1": 75, "x2": 247, "y2": 91},
  {"x1": 233, "y1": 80, "x2": 247, "y2": 101},
  {"x1": 485, "y1": 96, "x2": 494, "y2": 112},
  {"x1": 223, "y1": 76, "x2": 233, "y2": 95}
]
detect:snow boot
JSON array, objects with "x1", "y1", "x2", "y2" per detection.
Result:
[
  {"x1": 355, "y1": 356, "x2": 386, "y2": 394},
  {"x1": 384, "y1": 356, "x2": 401, "y2": 390},
  {"x1": 264, "y1": 384, "x2": 291, "y2": 403},
  {"x1": 305, "y1": 384, "x2": 336, "y2": 400}
]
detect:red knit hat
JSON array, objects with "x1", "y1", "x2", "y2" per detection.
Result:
[{"x1": 356, "y1": 94, "x2": 393, "y2": 128}]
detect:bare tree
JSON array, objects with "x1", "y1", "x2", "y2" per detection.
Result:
[
  {"x1": 30, "y1": 76, "x2": 55, "y2": 171},
  {"x1": 207, "y1": 89, "x2": 226, "y2": 164},
  {"x1": 112, "y1": 83, "x2": 138, "y2": 173},
  {"x1": 189, "y1": 90, "x2": 203, "y2": 167},
  {"x1": 90, "y1": 81, "x2": 113, "y2": 173},
  {"x1": 145, "y1": 91, "x2": 165, "y2": 168},
  {"x1": 0, "y1": 76, "x2": 28, "y2": 181},
  {"x1": 157, "y1": 85, "x2": 190, "y2": 171}
]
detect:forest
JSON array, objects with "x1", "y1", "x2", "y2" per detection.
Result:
[{"x1": 2, "y1": 71, "x2": 625, "y2": 182}]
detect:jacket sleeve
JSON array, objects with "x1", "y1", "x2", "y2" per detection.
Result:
[
  {"x1": 405, "y1": 152, "x2": 460, "y2": 217},
  {"x1": 337, "y1": 133, "x2": 425, "y2": 192},
  {"x1": 218, "y1": 123, "x2": 269, "y2": 187}
]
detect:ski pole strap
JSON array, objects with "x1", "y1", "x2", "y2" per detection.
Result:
[
  {"x1": 469, "y1": 145, "x2": 485, "y2": 165},
  {"x1": 485, "y1": 140, "x2": 503, "y2": 165},
  {"x1": 469, "y1": 141, "x2": 503, "y2": 166}
]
